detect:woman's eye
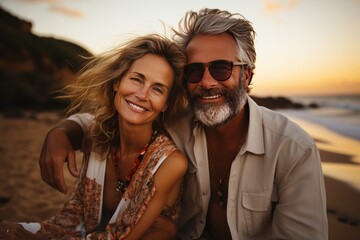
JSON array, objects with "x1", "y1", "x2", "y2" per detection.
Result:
[
  {"x1": 130, "y1": 77, "x2": 142, "y2": 83},
  {"x1": 153, "y1": 87, "x2": 164, "y2": 94}
]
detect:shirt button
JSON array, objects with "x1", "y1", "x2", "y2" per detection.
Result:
[{"x1": 202, "y1": 191, "x2": 208, "y2": 195}]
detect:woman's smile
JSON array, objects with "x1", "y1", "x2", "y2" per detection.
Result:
[{"x1": 126, "y1": 100, "x2": 148, "y2": 112}]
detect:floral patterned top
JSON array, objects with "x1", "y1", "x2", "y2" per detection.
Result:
[{"x1": 23, "y1": 133, "x2": 180, "y2": 240}]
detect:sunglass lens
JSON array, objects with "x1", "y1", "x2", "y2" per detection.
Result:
[
  {"x1": 184, "y1": 63, "x2": 204, "y2": 83},
  {"x1": 209, "y1": 61, "x2": 233, "y2": 81}
]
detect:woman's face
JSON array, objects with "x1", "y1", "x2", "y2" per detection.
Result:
[{"x1": 113, "y1": 53, "x2": 174, "y2": 127}]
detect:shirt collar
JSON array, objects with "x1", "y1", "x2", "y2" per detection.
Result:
[{"x1": 243, "y1": 95, "x2": 265, "y2": 155}]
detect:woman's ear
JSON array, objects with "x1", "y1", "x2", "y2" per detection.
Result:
[
  {"x1": 113, "y1": 81, "x2": 120, "y2": 91},
  {"x1": 162, "y1": 104, "x2": 168, "y2": 113}
]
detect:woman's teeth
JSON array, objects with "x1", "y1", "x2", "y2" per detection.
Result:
[{"x1": 128, "y1": 102, "x2": 146, "y2": 111}]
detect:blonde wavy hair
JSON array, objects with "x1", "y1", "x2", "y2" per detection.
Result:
[{"x1": 61, "y1": 34, "x2": 187, "y2": 158}]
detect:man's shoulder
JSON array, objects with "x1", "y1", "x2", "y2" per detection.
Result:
[
  {"x1": 259, "y1": 106, "x2": 315, "y2": 149},
  {"x1": 166, "y1": 109, "x2": 194, "y2": 151},
  {"x1": 167, "y1": 109, "x2": 194, "y2": 135},
  {"x1": 68, "y1": 113, "x2": 94, "y2": 129}
]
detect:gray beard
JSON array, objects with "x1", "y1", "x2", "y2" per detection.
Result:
[
  {"x1": 194, "y1": 102, "x2": 233, "y2": 127},
  {"x1": 190, "y1": 80, "x2": 247, "y2": 127}
]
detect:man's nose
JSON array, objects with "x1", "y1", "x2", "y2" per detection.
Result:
[{"x1": 198, "y1": 67, "x2": 218, "y2": 89}]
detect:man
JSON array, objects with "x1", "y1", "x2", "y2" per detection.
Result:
[{"x1": 39, "y1": 8, "x2": 328, "y2": 239}]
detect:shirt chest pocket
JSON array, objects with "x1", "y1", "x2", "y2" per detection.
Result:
[{"x1": 242, "y1": 192, "x2": 272, "y2": 237}]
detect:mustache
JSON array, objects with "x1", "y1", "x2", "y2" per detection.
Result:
[{"x1": 188, "y1": 87, "x2": 226, "y2": 100}]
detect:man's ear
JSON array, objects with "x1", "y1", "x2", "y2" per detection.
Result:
[{"x1": 244, "y1": 68, "x2": 253, "y2": 86}]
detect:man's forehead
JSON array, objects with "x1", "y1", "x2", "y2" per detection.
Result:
[{"x1": 185, "y1": 33, "x2": 238, "y2": 63}]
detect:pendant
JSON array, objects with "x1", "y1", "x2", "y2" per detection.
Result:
[
  {"x1": 217, "y1": 179, "x2": 225, "y2": 207},
  {"x1": 217, "y1": 190, "x2": 224, "y2": 206},
  {"x1": 116, "y1": 180, "x2": 127, "y2": 193}
]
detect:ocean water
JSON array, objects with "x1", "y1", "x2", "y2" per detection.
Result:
[{"x1": 277, "y1": 94, "x2": 360, "y2": 141}]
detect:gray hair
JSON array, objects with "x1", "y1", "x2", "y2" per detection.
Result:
[{"x1": 173, "y1": 8, "x2": 256, "y2": 90}]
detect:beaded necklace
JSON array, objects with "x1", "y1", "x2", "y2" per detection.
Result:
[{"x1": 112, "y1": 130, "x2": 157, "y2": 193}]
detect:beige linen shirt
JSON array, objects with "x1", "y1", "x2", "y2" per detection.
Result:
[{"x1": 167, "y1": 96, "x2": 328, "y2": 240}]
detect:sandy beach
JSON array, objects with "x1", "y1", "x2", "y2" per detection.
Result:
[
  {"x1": 0, "y1": 111, "x2": 359, "y2": 239},
  {"x1": 0, "y1": 111, "x2": 81, "y2": 223}
]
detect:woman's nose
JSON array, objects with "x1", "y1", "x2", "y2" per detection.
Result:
[{"x1": 134, "y1": 86, "x2": 149, "y2": 101}]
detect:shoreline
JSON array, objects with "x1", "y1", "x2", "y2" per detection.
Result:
[{"x1": 277, "y1": 107, "x2": 360, "y2": 142}]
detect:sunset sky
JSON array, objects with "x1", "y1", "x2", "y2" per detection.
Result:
[{"x1": 1, "y1": 0, "x2": 360, "y2": 97}]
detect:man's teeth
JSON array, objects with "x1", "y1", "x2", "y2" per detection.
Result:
[
  {"x1": 128, "y1": 102, "x2": 145, "y2": 111},
  {"x1": 203, "y1": 95, "x2": 221, "y2": 100}
]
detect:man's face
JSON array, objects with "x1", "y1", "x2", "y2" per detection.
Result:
[{"x1": 185, "y1": 33, "x2": 250, "y2": 127}]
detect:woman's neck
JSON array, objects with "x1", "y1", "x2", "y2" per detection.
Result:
[{"x1": 118, "y1": 122, "x2": 153, "y2": 159}]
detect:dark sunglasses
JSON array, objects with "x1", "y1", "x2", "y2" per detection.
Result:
[{"x1": 184, "y1": 60, "x2": 248, "y2": 83}]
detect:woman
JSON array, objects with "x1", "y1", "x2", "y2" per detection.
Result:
[{"x1": 0, "y1": 34, "x2": 188, "y2": 239}]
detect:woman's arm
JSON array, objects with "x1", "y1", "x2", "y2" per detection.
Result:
[{"x1": 125, "y1": 150, "x2": 188, "y2": 240}]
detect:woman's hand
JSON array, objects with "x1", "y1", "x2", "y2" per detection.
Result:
[
  {"x1": 0, "y1": 220, "x2": 39, "y2": 240},
  {"x1": 141, "y1": 215, "x2": 177, "y2": 240}
]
